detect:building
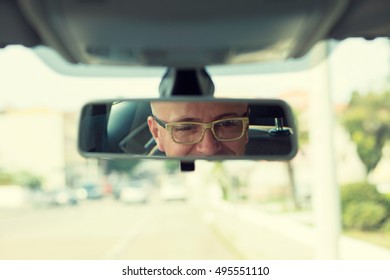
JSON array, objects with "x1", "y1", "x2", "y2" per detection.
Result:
[{"x1": 0, "y1": 108, "x2": 97, "y2": 190}]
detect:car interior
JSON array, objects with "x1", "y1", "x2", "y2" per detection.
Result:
[
  {"x1": 3, "y1": 0, "x2": 390, "y2": 67},
  {"x1": 2, "y1": 2, "x2": 390, "y2": 160}
]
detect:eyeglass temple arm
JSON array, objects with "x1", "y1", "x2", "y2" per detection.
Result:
[{"x1": 153, "y1": 116, "x2": 167, "y2": 129}]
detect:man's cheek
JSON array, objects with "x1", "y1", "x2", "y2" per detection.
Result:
[
  {"x1": 157, "y1": 141, "x2": 165, "y2": 152},
  {"x1": 168, "y1": 143, "x2": 193, "y2": 156},
  {"x1": 155, "y1": 134, "x2": 166, "y2": 152}
]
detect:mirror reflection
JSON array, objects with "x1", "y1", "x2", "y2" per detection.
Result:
[
  {"x1": 147, "y1": 101, "x2": 249, "y2": 157},
  {"x1": 79, "y1": 99, "x2": 297, "y2": 160}
]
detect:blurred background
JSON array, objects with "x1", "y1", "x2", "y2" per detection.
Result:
[{"x1": 0, "y1": 38, "x2": 389, "y2": 259}]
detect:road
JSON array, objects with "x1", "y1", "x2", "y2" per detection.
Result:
[
  {"x1": 2, "y1": 194, "x2": 387, "y2": 260},
  {"x1": 0, "y1": 197, "x2": 243, "y2": 260}
]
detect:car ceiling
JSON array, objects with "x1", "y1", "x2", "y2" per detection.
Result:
[{"x1": 1, "y1": 0, "x2": 390, "y2": 68}]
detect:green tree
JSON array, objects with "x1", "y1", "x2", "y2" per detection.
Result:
[
  {"x1": 342, "y1": 91, "x2": 390, "y2": 174},
  {"x1": 0, "y1": 171, "x2": 14, "y2": 185},
  {"x1": 164, "y1": 160, "x2": 180, "y2": 174},
  {"x1": 343, "y1": 201, "x2": 387, "y2": 231},
  {"x1": 0, "y1": 170, "x2": 42, "y2": 189},
  {"x1": 15, "y1": 171, "x2": 43, "y2": 190},
  {"x1": 340, "y1": 182, "x2": 390, "y2": 231}
]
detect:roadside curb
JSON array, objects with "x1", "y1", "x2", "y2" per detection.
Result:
[{"x1": 211, "y1": 201, "x2": 390, "y2": 259}]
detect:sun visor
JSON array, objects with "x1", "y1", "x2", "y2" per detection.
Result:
[{"x1": 18, "y1": 0, "x2": 349, "y2": 67}]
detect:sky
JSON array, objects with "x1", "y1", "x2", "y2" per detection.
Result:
[
  {"x1": 0, "y1": 38, "x2": 389, "y2": 111},
  {"x1": 213, "y1": 38, "x2": 390, "y2": 103}
]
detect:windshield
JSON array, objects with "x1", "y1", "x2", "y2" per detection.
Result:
[{"x1": 0, "y1": 38, "x2": 390, "y2": 260}]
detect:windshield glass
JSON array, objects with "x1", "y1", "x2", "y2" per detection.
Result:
[{"x1": 1, "y1": 38, "x2": 390, "y2": 260}]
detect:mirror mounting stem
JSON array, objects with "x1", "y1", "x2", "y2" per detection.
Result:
[{"x1": 180, "y1": 161, "x2": 195, "y2": 172}]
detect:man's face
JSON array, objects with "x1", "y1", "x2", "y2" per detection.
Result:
[{"x1": 147, "y1": 101, "x2": 249, "y2": 157}]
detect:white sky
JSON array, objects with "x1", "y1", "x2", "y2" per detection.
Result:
[
  {"x1": 0, "y1": 38, "x2": 389, "y2": 111},
  {"x1": 214, "y1": 38, "x2": 390, "y2": 103}
]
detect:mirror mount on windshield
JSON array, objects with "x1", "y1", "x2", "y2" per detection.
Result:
[
  {"x1": 160, "y1": 67, "x2": 215, "y2": 171},
  {"x1": 159, "y1": 67, "x2": 215, "y2": 97}
]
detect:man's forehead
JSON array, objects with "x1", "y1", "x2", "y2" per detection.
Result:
[
  {"x1": 151, "y1": 101, "x2": 248, "y2": 122},
  {"x1": 152, "y1": 101, "x2": 247, "y2": 112}
]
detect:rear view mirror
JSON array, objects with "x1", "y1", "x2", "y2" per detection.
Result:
[{"x1": 78, "y1": 98, "x2": 298, "y2": 160}]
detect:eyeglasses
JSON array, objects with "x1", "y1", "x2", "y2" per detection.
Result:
[{"x1": 153, "y1": 116, "x2": 249, "y2": 144}]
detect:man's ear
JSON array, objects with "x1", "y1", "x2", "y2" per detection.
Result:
[{"x1": 147, "y1": 116, "x2": 165, "y2": 152}]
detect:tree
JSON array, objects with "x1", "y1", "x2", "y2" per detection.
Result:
[
  {"x1": 0, "y1": 171, "x2": 14, "y2": 185},
  {"x1": 342, "y1": 90, "x2": 390, "y2": 174},
  {"x1": 0, "y1": 170, "x2": 42, "y2": 190},
  {"x1": 340, "y1": 181, "x2": 390, "y2": 231},
  {"x1": 103, "y1": 159, "x2": 140, "y2": 174},
  {"x1": 164, "y1": 160, "x2": 180, "y2": 174},
  {"x1": 15, "y1": 171, "x2": 43, "y2": 190}
]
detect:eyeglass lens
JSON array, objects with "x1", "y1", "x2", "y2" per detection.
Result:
[{"x1": 172, "y1": 119, "x2": 244, "y2": 143}]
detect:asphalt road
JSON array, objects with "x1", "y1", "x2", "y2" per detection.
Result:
[
  {"x1": 3, "y1": 194, "x2": 387, "y2": 260},
  {"x1": 0, "y1": 197, "x2": 243, "y2": 260}
]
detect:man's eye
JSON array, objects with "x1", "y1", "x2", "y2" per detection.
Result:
[
  {"x1": 174, "y1": 124, "x2": 198, "y2": 132},
  {"x1": 217, "y1": 120, "x2": 240, "y2": 128}
]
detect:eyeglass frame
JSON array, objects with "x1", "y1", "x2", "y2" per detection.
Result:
[{"x1": 152, "y1": 115, "x2": 250, "y2": 144}]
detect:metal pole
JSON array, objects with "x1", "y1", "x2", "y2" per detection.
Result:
[{"x1": 308, "y1": 41, "x2": 341, "y2": 259}]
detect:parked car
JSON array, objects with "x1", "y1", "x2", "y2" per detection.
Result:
[
  {"x1": 160, "y1": 176, "x2": 188, "y2": 201},
  {"x1": 47, "y1": 189, "x2": 78, "y2": 206},
  {"x1": 118, "y1": 179, "x2": 149, "y2": 204},
  {"x1": 76, "y1": 182, "x2": 103, "y2": 200}
]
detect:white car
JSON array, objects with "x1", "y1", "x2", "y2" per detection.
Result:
[
  {"x1": 119, "y1": 180, "x2": 149, "y2": 204},
  {"x1": 160, "y1": 177, "x2": 188, "y2": 201}
]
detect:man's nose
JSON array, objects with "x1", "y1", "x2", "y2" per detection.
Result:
[{"x1": 195, "y1": 129, "x2": 222, "y2": 155}]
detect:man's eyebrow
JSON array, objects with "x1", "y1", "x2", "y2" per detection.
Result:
[
  {"x1": 173, "y1": 117, "x2": 201, "y2": 122},
  {"x1": 214, "y1": 112, "x2": 243, "y2": 119},
  {"x1": 173, "y1": 112, "x2": 245, "y2": 122}
]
